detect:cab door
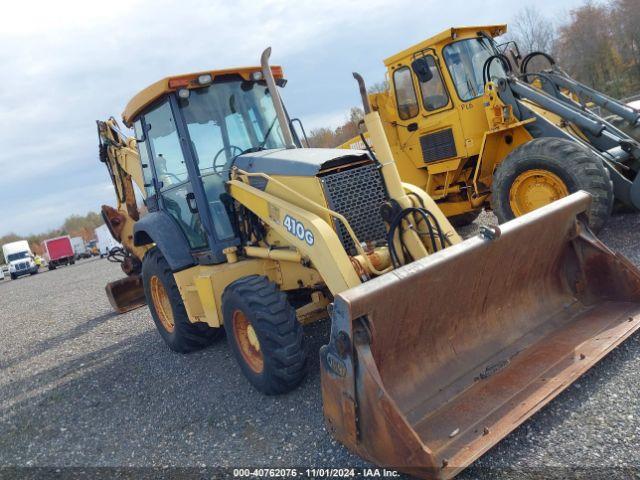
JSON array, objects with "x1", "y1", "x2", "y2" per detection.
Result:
[
  {"x1": 390, "y1": 56, "x2": 466, "y2": 197},
  {"x1": 140, "y1": 100, "x2": 210, "y2": 252}
]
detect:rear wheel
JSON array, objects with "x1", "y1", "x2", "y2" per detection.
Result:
[
  {"x1": 492, "y1": 137, "x2": 613, "y2": 231},
  {"x1": 222, "y1": 275, "x2": 305, "y2": 395},
  {"x1": 142, "y1": 247, "x2": 223, "y2": 353}
]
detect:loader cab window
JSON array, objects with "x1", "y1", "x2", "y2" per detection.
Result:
[
  {"x1": 415, "y1": 55, "x2": 449, "y2": 111},
  {"x1": 178, "y1": 77, "x2": 287, "y2": 241},
  {"x1": 393, "y1": 66, "x2": 419, "y2": 120},
  {"x1": 134, "y1": 120, "x2": 156, "y2": 199},
  {"x1": 143, "y1": 100, "x2": 208, "y2": 249},
  {"x1": 443, "y1": 37, "x2": 506, "y2": 102}
]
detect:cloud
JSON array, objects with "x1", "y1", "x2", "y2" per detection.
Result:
[{"x1": 0, "y1": 0, "x2": 584, "y2": 236}]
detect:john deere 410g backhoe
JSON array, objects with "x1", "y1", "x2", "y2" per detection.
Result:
[
  {"x1": 341, "y1": 25, "x2": 640, "y2": 231},
  {"x1": 99, "y1": 48, "x2": 640, "y2": 478}
]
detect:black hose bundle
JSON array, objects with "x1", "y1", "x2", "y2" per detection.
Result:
[
  {"x1": 386, "y1": 207, "x2": 448, "y2": 268},
  {"x1": 106, "y1": 247, "x2": 128, "y2": 263},
  {"x1": 482, "y1": 54, "x2": 513, "y2": 86}
]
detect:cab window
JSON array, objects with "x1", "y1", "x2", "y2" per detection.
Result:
[
  {"x1": 417, "y1": 56, "x2": 449, "y2": 111},
  {"x1": 133, "y1": 120, "x2": 155, "y2": 198},
  {"x1": 145, "y1": 102, "x2": 189, "y2": 187},
  {"x1": 393, "y1": 67, "x2": 419, "y2": 120},
  {"x1": 443, "y1": 37, "x2": 506, "y2": 102}
]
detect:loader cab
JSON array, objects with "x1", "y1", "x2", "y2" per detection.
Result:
[
  {"x1": 379, "y1": 25, "x2": 508, "y2": 215},
  {"x1": 124, "y1": 67, "x2": 290, "y2": 264}
]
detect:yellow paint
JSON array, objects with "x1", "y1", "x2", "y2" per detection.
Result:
[{"x1": 509, "y1": 169, "x2": 570, "y2": 216}]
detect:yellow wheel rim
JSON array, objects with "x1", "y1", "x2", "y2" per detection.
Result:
[
  {"x1": 509, "y1": 169, "x2": 570, "y2": 216},
  {"x1": 232, "y1": 309, "x2": 264, "y2": 374},
  {"x1": 150, "y1": 275, "x2": 175, "y2": 333}
]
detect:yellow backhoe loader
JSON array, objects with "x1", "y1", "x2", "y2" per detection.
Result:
[
  {"x1": 341, "y1": 25, "x2": 640, "y2": 230},
  {"x1": 100, "y1": 49, "x2": 640, "y2": 478}
]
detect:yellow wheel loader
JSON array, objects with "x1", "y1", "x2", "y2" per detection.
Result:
[
  {"x1": 101, "y1": 49, "x2": 640, "y2": 478},
  {"x1": 341, "y1": 25, "x2": 640, "y2": 231}
]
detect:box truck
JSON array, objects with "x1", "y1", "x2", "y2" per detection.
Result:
[
  {"x1": 42, "y1": 235, "x2": 75, "y2": 270},
  {"x1": 2, "y1": 240, "x2": 38, "y2": 279},
  {"x1": 70, "y1": 236, "x2": 91, "y2": 260},
  {"x1": 95, "y1": 224, "x2": 122, "y2": 258}
]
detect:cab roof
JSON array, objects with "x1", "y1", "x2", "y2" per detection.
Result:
[
  {"x1": 384, "y1": 25, "x2": 507, "y2": 66},
  {"x1": 122, "y1": 65, "x2": 284, "y2": 127}
]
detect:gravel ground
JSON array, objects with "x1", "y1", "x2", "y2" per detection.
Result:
[{"x1": 0, "y1": 211, "x2": 639, "y2": 478}]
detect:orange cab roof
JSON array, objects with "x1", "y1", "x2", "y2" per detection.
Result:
[{"x1": 122, "y1": 65, "x2": 284, "y2": 126}]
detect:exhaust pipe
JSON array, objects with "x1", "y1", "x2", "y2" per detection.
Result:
[{"x1": 261, "y1": 47, "x2": 296, "y2": 149}]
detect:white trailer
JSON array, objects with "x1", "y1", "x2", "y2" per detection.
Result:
[{"x1": 95, "y1": 224, "x2": 122, "y2": 258}]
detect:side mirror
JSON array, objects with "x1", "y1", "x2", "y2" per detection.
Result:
[{"x1": 411, "y1": 57, "x2": 434, "y2": 83}]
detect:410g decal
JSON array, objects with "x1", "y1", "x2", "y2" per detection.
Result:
[{"x1": 283, "y1": 215, "x2": 315, "y2": 246}]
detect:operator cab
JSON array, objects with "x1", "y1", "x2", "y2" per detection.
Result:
[{"x1": 123, "y1": 67, "x2": 295, "y2": 264}]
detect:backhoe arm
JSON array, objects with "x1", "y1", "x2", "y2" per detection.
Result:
[{"x1": 97, "y1": 117, "x2": 149, "y2": 313}]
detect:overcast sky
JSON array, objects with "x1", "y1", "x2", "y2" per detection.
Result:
[{"x1": 0, "y1": 0, "x2": 585, "y2": 236}]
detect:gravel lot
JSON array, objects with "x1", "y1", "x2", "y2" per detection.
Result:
[{"x1": 1, "y1": 211, "x2": 639, "y2": 478}]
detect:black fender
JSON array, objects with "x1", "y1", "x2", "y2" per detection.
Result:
[{"x1": 133, "y1": 211, "x2": 195, "y2": 271}]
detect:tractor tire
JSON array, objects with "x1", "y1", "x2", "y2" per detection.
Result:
[
  {"x1": 222, "y1": 275, "x2": 305, "y2": 395},
  {"x1": 449, "y1": 210, "x2": 482, "y2": 228},
  {"x1": 492, "y1": 137, "x2": 613, "y2": 231},
  {"x1": 142, "y1": 247, "x2": 223, "y2": 353},
  {"x1": 10, "y1": 273, "x2": 16, "y2": 280}
]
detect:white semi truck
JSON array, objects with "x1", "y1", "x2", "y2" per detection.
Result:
[{"x1": 2, "y1": 240, "x2": 38, "y2": 280}]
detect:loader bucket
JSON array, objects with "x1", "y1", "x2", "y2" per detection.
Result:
[
  {"x1": 320, "y1": 192, "x2": 640, "y2": 479},
  {"x1": 105, "y1": 274, "x2": 146, "y2": 314}
]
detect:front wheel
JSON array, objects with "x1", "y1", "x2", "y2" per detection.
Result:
[
  {"x1": 142, "y1": 247, "x2": 223, "y2": 353},
  {"x1": 222, "y1": 275, "x2": 305, "y2": 395},
  {"x1": 492, "y1": 137, "x2": 613, "y2": 231}
]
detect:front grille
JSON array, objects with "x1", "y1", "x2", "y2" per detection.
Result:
[
  {"x1": 16, "y1": 262, "x2": 27, "y2": 271},
  {"x1": 420, "y1": 128, "x2": 457, "y2": 163},
  {"x1": 319, "y1": 163, "x2": 389, "y2": 255}
]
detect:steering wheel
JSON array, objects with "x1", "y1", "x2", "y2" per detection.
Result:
[{"x1": 212, "y1": 145, "x2": 244, "y2": 173}]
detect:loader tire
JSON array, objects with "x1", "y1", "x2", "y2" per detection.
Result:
[
  {"x1": 142, "y1": 247, "x2": 223, "y2": 353},
  {"x1": 492, "y1": 137, "x2": 613, "y2": 231},
  {"x1": 222, "y1": 275, "x2": 305, "y2": 395}
]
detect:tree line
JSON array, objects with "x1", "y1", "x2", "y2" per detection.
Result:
[
  {"x1": 306, "y1": 0, "x2": 640, "y2": 149},
  {"x1": 0, "y1": 212, "x2": 103, "y2": 263}
]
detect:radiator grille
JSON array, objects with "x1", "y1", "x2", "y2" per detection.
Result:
[
  {"x1": 420, "y1": 128, "x2": 457, "y2": 163},
  {"x1": 319, "y1": 163, "x2": 388, "y2": 255}
]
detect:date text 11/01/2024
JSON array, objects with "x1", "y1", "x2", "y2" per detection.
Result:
[{"x1": 232, "y1": 468, "x2": 400, "y2": 478}]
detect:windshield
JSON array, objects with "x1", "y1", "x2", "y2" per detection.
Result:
[
  {"x1": 443, "y1": 37, "x2": 505, "y2": 102},
  {"x1": 178, "y1": 78, "x2": 286, "y2": 175},
  {"x1": 7, "y1": 251, "x2": 28, "y2": 262}
]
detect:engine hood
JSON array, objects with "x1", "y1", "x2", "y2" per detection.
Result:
[{"x1": 233, "y1": 148, "x2": 370, "y2": 177}]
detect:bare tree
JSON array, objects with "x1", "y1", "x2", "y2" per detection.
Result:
[
  {"x1": 368, "y1": 81, "x2": 389, "y2": 94},
  {"x1": 555, "y1": 2, "x2": 628, "y2": 96},
  {"x1": 504, "y1": 6, "x2": 556, "y2": 54}
]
